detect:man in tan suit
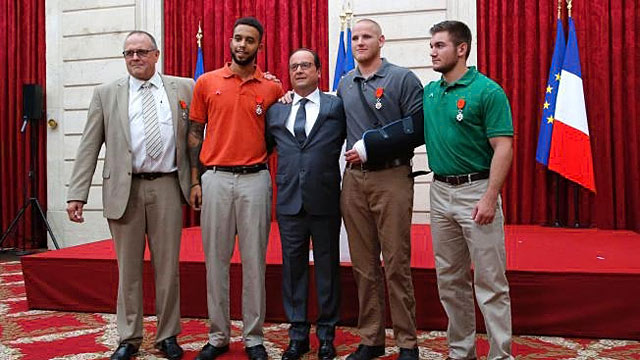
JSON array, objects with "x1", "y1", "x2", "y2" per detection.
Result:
[{"x1": 66, "y1": 31, "x2": 194, "y2": 360}]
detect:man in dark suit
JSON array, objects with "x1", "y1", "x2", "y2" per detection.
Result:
[
  {"x1": 266, "y1": 48, "x2": 346, "y2": 360},
  {"x1": 66, "y1": 31, "x2": 193, "y2": 360}
]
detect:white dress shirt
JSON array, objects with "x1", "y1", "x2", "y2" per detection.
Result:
[
  {"x1": 286, "y1": 88, "x2": 321, "y2": 137},
  {"x1": 128, "y1": 72, "x2": 177, "y2": 173}
]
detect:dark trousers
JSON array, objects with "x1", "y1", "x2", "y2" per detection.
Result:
[{"x1": 277, "y1": 209, "x2": 341, "y2": 341}]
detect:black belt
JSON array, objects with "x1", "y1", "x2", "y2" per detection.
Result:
[
  {"x1": 348, "y1": 157, "x2": 410, "y2": 172},
  {"x1": 433, "y1": 170, "x2": 490, "y2": 185},
  {"x1": 132, "y1": 171, "x2": 176, "y2": 180},
  {"x1": 206, "y1": 163, "x2": 267, "y2": 174}
]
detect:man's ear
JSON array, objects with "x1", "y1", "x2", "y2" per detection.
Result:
[{"x1": 458, "y1": 42, "x2": 468, "y2": 58}]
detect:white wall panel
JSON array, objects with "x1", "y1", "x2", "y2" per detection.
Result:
[
  {"x1": 63, "y1": 32, "x2": 128, "y2": 61},
  {"x1": 62, "y1": 7, "x2": 135, "y2": 36},
  {"x1": 63, "y1": 59, "x2": 128, "y2": 86},
  {"x1": 62, "y1": 0, "x2": 134, "y2": 12}
]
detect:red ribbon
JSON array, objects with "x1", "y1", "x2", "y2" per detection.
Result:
[
  {"x1": 457, "y1": 98, "x2": 466, "y2": 110},
  {"x1": 375, "y1": 87, "x2": 384, "y2": 99}
]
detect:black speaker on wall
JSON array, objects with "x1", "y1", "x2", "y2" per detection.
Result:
[{"x1": 23, "y1": 84, "x2": 43, "y2": 120}]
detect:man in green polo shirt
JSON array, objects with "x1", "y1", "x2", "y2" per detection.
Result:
[{"x1": 423, "y1": 21, "x2": 514, "y2": 360}]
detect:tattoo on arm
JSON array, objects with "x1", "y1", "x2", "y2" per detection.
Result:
[{"x1": 188, "y1": 121, "x2": 205, "y2": 170}]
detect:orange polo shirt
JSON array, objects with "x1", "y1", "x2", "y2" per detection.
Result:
[{"x1": 189, "y1": 63, "x2": 283, "y2": 166}]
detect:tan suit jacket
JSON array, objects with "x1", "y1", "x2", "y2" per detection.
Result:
[{"x1": 67, "y1": 74, "x2": 195, "y2": 219}]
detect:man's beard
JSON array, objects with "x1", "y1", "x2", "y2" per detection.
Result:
[
  {"x1": 433, "y1": 57, "x2": 457, "y2": 75},
  {"x1": 231, "y1": 49, "x2": 258, "y2": 66}
]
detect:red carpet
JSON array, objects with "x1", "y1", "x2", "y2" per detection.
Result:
[
  {"x1": 21, "y1": 224, "x2": 640, "y2": 341},
  {"x1": 4, "y1": 261, "x2": 640, "y2": 359}
]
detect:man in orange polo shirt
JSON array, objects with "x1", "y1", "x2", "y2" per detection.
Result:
[{"x1": 187, "y1": 17, "x2": 283, "y2": 360}]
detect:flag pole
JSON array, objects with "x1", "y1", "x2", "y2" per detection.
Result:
[
  {"x1": 552, "y1": 0, "x2": 563, "y2": 227},
  {"x1": 558, "y1": 0, "x2": 563, "y2": 19},
  {"x1": 196, "y1": 21, "x2": 203, "y2": 48},
  {"x1": 564, "y1": 0, "x2": 582, "y2": 227},
  {"x1": 193, "y1": 21, "x2": 205, "y2": 81}
]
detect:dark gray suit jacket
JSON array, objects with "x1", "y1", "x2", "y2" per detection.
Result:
[{"x1": 266, "y1": 92, "x2": 346, "y2": 216}]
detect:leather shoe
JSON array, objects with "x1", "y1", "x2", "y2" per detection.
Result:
[
  {"x1": 156, "y1": 336, "x2": 183, "y2": 360},
  {"x1": 346, "y1": 344, "x2": 385, "y2": 360},
  {"x1": 318, "y1": 340, "x2": 337, "y2": 359},
  {"x1": 110, "y1": 343, "x2": 138, "y2": 360},
  {"x1": 245, "y1": 344, "x2": 268, "y2": 360},
  {"x1": 195, "y1": 343, "x2": 229, "y2": 360},
  {"x1": 282, "y1": 339, "x2": 310, "y2": 359},
  {"x1": 398, "y1": 347, "x2": 419, "y2": 360}
]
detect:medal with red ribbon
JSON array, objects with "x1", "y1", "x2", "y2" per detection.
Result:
[
  {"x1": 255, "y1": 96, "x2": 264, "y2": 116},
  {"x1": 179, "y1": 100, "x2": 188, "y2": 120},
  {"x1": 375, "y1": 87, "x2": 384, "y2": 110},
  {"x1": 456, "y1": 98, "x2": 466, "y2": 121}
]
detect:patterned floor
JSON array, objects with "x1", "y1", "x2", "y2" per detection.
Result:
[{"x1": 2, "y1": 260, "x2": 640, "y2": 359}]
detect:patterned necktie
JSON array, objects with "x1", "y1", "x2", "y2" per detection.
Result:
[
  {"x1": 294, "y1": 98, "x2": 309, "y2": 145},
  {"x1": 141, "y1": 81, "x2": 163, "y2": 159}
]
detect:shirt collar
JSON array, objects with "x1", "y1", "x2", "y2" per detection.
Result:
[
  {"x1": 293, "y1": 88, "x2": 320, "y2": 106},
  {"x1": 222, "y1": 62, "x2": 264, "y2": 82},
  {"x1": 353, "y1": 58, "x2": 390, "y2": 81},
  {"x1": 130, "y1": 71, "x2": 162, "y2": 91},
  {"x1": 439, "y1": 66, "x2": 478, "y2": 89}
]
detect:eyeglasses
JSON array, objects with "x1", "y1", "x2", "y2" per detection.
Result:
[
  {"x1": 289, "y1": 62, "x2": 314, "y2": 71},
  {"x1": 122, "y1": 49, "x2": 157, "y2": 58}
]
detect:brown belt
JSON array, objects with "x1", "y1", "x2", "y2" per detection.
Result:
[
  {"x1": 433, "y1": 170, "x2": 490, "y2": 185},
  {"x1": 347, "y1": 157, "x2": 410, "y2": 172}
]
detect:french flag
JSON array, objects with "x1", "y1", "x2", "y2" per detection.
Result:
[{"x1": 548, "y1": 17, "x2": 596, "y2": 192}]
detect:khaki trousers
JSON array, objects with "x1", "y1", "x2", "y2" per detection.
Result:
[
  {"x1": 200, "y1": 169, "x2": 272, "y2": 347},
  {"x1": 340, "y1": 165, "x2": 417, "y2": 348},
  {"x1": 108, "y1": 174, "x2": 183, "y2": 348},
  {"x1": 430, "y1": 179, "x2": 513, "y2": 360}
]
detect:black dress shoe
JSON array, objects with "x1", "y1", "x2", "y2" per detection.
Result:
[
  {"x1": 398, "y1": 347, "x2": 419, "y2": 360},
  {"x1": 110, "y1": 343, "x2": 138, "y2": 360},
  {"x1": 245, "y1": 344, "x2": 268, "y2": 360},
  {"x1": 195, "y1": 343, "x2": 229, "y2": 360},
  {"x1": 282, "y1": 339, "x2": 310, "y2": 360},
  {"x1": 156, "y1": 336, "x2": 184, "y2": 360},
  {"x1": 318, "y1": 340, "x2": 337, "y2": 360},
  {"x1": 346, "y1": 344, "x2": 385, "y2": 360}
]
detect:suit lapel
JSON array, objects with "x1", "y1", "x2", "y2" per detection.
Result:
[
  {"x1": 116, "y1": 77, "x2": 131, "y2": 149},
  {"x1": 305, "y1": 93, "x2": 329, "y2": 145},
  {"x1": 161, "y1": 74, "x2": 180, "y2": 137}
]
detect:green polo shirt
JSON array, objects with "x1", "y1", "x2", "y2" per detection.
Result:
[{"x1": 423, "y1": 66, "x2": 513, "y2": 176}]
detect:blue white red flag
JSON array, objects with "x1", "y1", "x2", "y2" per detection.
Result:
[{"x1": 548, "y1": 17, "x2": 596, "y2": 192}]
